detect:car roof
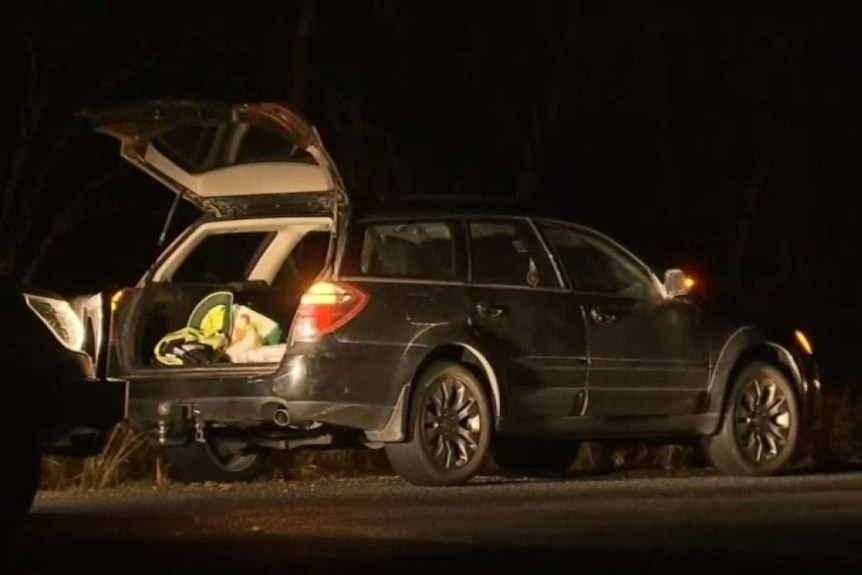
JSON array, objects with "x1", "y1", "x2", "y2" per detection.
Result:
[{"x1": 351, "y1": 196, "x2": 574, "y2": 223}]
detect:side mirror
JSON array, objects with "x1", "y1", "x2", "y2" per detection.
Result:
[{"x1": 663, "y1": 268, "x2": 692, "y2": 298}]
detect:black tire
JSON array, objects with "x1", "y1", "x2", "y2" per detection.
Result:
[
  {"x1": 385, "y1": 361, "x2": 493, "y2": 486},
  {"x1": 491, "y1": 439, "x2": 580, "y2": 477},
  {"x1": 165, "y1": 438, "x2": 269, "y2": 483},
  {"x1": 702, "y1": 361, "x2": 800, "y2": 476},
  {"x1": 1, "y1": 437, "x2": 41, "y2": 533}
]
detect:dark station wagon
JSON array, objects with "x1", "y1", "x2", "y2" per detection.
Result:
[{"x1": 82, "y1": 100, "x2": 821, "y2": 486}]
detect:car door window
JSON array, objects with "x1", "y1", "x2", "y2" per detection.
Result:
[
  {"x1": 340, "y1": 220, "x2": 460, "y2": 281},
  {"x1": 468, "y1": 219, "x2": 559, "y2": 288},
  {"x1": 539, "y1": 223, "x2": 658, "y2": 299}
]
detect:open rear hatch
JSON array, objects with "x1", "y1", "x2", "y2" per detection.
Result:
[
  {"x1": 80, "y1": 100, "x2": 349, "y2": 218},
  {"x1": 81, "y1": 101, "x2": 349, "y2": 379}
]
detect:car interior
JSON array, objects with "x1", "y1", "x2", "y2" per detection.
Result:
[{"x1": 131, "y1": 222, "x2": 332, "y2": 368}]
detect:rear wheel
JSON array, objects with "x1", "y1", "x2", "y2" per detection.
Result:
[
  {"x1": 492, "y1": 439, "x2": 580, "y2": 477},
  {"x1": 165, "y1": 438, "x2": 268, "y2": 483},
  {"x1": 702, "y1": 361, "x2": 800, "y2": 476},
  {"x1": 1, "y1": 436, "x2": 41, "y2": 532},
  {"x1": 385, "y1": 361, "x2": 492, "y2": 486}
]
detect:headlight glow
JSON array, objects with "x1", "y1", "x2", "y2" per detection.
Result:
[{"x1": 23, "y1": 293, "x2": 86, "y2": 351}]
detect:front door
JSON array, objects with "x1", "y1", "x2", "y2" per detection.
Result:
[{"x1": 535, "y1": 221, "x2": 711, "y2": 418}]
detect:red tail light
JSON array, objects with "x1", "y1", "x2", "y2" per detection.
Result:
[{"x1": 290, "y1": 281, "x2": 369, "y2": 342}]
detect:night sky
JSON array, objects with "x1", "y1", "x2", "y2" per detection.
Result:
[{"x1": 4, "y1": 4, "x2": 861, "y2": 367}]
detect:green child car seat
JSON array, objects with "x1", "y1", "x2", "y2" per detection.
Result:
[{"x1": 154, "y1": 291, "x2": 284, "y2": 366}]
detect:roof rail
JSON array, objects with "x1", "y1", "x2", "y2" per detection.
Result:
[
  {"x1": 395, "y1": 194, "x2": 520, "y2": 204},
  {"x1": 361, "y1": 194, "x2": 523, "y2": 209}
]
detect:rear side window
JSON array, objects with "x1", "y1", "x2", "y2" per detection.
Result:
[
  {"x1": 340, "y1": 221, "x2": 461, "y2": 281},
  {"x1": 171, "y1": 231, "x2": 274, "y2": 283}
]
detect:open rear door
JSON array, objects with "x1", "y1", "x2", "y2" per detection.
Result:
[{"x1": 80, "y1": 100, "x2": 349, "y2": 218}]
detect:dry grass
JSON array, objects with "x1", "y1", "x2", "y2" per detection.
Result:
[
  {"x1": 41, "y1": 424, "x2": 156, "y2": 490},
  {"x1": 268, "y1": 448, "x2": 394, "y2": 481}
]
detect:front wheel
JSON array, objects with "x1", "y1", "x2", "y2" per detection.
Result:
[
  {"x1": 702, "y1": 361, "x2": 800, "y2": 476},
  {"x1": 165, "y1": 438, "x2": 269, "y2": 483},
  {"x1": 385, "y1": 361, "x2": 492, "y2": 486}
]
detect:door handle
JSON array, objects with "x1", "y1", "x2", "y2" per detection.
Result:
[
  {"x1": 475, "y1": 302, "x2": 505, "y2": 319},
  {"x1": 590, "y1": 308, "x2": 617, "y2": 324}
]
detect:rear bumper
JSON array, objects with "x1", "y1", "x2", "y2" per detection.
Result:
[
  {"x1": 128, "y1": 395, "x2": 289, "y2": 427},
  {"x1": 125, "y1": 374, "x2": 397, "y2": 438},
  {"x1": 129, "y1": 397, "x2": 391, "y2": 429},
  {"x1": 123, "y1": 339, "x2": 411, "y2": 439},
  {"x1": 270, "y1": 400, "x2": 394, "y2": 430},
  {"x1": 127, "y1": 378, "x2": 289, "y2": 428}
]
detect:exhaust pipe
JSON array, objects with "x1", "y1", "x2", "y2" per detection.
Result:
[{"x1": 273, "y1": 408, "x2": 291, "y2": 427}]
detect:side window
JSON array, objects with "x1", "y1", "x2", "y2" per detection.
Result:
[
  {"x1": 468, "y1": 219, "x2": 558, "y2": 288},
  {"x1": 539, "y1": 223, "x2": 658, "y2": 299},
  {"x1": 340, "y1": 221, "x2": 459, "y2": 281},
  {"x1": 171, "y1": 231, "x2": 274, "y2": 283}
]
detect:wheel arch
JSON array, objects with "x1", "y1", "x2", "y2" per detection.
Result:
[
  {"x1": 410, "y1": 342, "x2": 503, "y2": 419},
  {"x1": 707, "y1": 330, "x2": 806, "y2": 434},
  {"x1": 370, "y1": 342, "x2": 503, "y2": 444}
]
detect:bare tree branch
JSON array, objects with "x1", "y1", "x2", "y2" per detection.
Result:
[
  {"x1": 14, "y1": 126, "x2": 82, "y2": 245},
  {"x1": 515, "y1": 6, "x2": 576, "y2": 204},
  {"x1": 23, "y1": 32, "x2": 38, "y2": 89},
  {"x1": 319, "y1": 80, "x2": 415, "y2": 202},
  {"x1": 0, "y1": 33, "x2": 48, "y2": 242},
  {"x1": 288, "y1": 0, "x2": 318, "y2": 110},
  {"x1": 1, "y1": 33, "x2": 190, "y2": 278},
  {"x1": 22, "y1": 164, "x2": 127, "y2": 283},
  {"x1": 727, "y1": 173, "x2": 764, "y2": 299}
]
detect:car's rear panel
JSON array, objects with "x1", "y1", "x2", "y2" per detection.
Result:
[{"x1": 270, "y1": 216, "x2": 477, "y2": 432}]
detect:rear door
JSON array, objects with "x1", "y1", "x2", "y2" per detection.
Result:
[{"x1": 465, "y1": 217, "x2": 589, "y2": 425}]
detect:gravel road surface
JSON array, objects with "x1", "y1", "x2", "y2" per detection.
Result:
[{"x1": 8, "y1": 469, "x2": 862, "y2": 573}]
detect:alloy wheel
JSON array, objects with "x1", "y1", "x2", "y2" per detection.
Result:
[
  {"x1": 208, "y1": 439, "x2": 260, "y2": 472},
  {"x1": 734, "y1": 376, "x2": 793, "y2": 464},
  {"x1": 419, "y1": 375, "x2": 483, "y2": 470}
]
